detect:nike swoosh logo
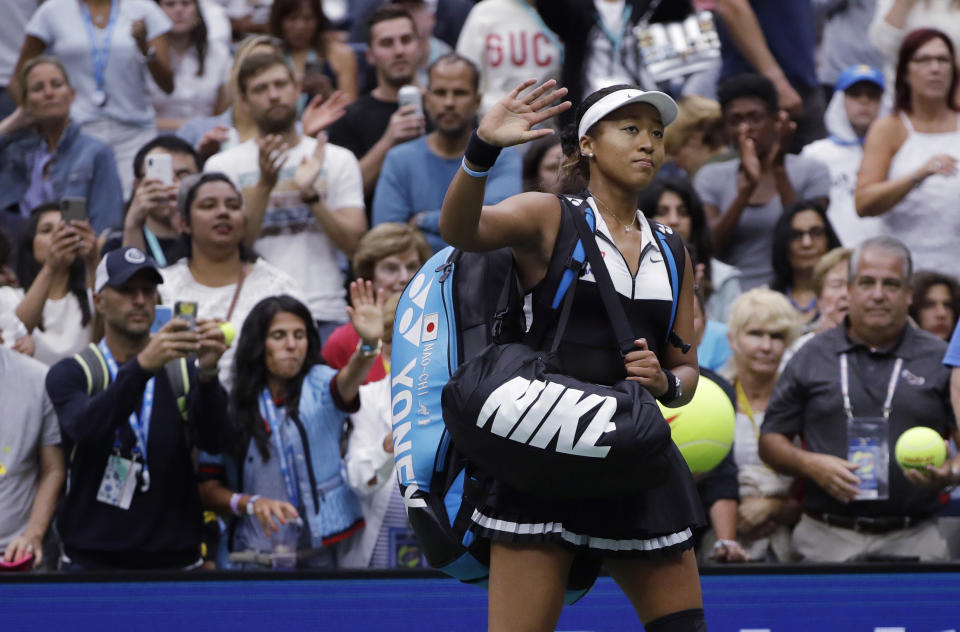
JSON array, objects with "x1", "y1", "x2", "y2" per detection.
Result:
[{"x1": 665, "y1": 415, "x2": 679, "y2": 424}]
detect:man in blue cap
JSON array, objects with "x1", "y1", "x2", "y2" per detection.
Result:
[
  {"x1": 45, "y1": 247, "x2": 232, "y2": 570},
  {"x1": 801, "y1": 65, "x2": 886, "y2": 246}
]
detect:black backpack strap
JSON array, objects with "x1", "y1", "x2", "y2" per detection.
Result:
[{"x1": 569, "y1": 205, "x2": 637, "y2": 359}]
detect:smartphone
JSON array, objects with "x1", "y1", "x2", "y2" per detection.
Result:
[
  {"x1": 152, "y1": 305, "x2": 172, "y2": 333},
  {"x1": 0, "y1": 553, "x2": 34, "y2": 572},
  {"x1": 174, "y1": 301, "x2": 198, "y2": 331},
  {"x1": 397, "y1": 85, "x2": 423, "y2": 117},
  {"x1": 60, "y1": 197, "x2": 87, "y2": 223},
  {"x1": 144, "y1": 153, "x2": 174, "y2": 186}
]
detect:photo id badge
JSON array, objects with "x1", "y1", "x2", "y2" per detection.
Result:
[
  {"x1": 847, "y1": 417, "x2": 889, "y2": 501},
  {"x1": 388, "y1": 527, "x2": 426, "y2": 569},
  {"x1": 96, "y1": 455, "x2": 141, "y2": 510}
]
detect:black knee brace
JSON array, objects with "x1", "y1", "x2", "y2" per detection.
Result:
[{"x1": 644, "y1": 608, "x2": 707, "y2": 632}]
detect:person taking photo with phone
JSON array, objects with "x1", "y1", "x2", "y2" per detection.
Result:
[
  {"x1": 45, "y1": 246, "x2": 232, "y2": 571},
  {"x1": 0, "y1": 56, "x2": 123, "y2": 244},
  {"x1": 8, "y1": 203, "x2": 99, "y2": 366}
]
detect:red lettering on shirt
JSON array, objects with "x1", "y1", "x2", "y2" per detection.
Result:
[
  {"x1": 533, "y1": 32, "x2": 553, "y2": 67},
  {"x1": 509, "y1": 31, "x2": 527, "y2": 66},
  {"x1": 486, "y1": 33, "x2": 503, "y2": 67}
]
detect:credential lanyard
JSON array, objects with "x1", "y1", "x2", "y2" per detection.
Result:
[
  {"x1": 143, "y1": 226, "x2": 168, "y2": 268},
  {"x1": 98, "y1": 339, "x2": 154, "y2": 492},
  {"x1": 80, "y1": 0, "x2": 119, "y2": 95},
  {"x1": 597, "y1": 3, "x2": 633, "y2": 66},
  {"x1": 259, "y1": 390, "x2": 301, "y2": 509},
  {"x1": 734, "y1": 380, "x2": 759, "y2": 438},
  {"x1": 839, "y1": 353, "x2": 903, "y2": 422}
]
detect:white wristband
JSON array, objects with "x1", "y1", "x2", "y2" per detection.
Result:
[{"x1": 246, "y1": 495, "x2": 262, "y2": 515}]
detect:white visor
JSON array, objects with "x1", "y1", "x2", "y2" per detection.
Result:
[{"x1": 577, "y1": 88, "x2": 679, "y2": 140}]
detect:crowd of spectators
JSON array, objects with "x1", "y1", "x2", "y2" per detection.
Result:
[{"x1": 1, "y1": 0, "x2": 959, "y2": 574}]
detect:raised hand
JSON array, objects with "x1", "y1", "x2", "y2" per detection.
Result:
[
  {"x1": 476, "y1": 78, "x2": 571, "y2": 148},
  {"x1": 46, "y1": 221, "x2": 79, "y2": 271},
  {"x1": 194, "y1": 318, "x2": 228, "y2": 374},
  {"x1": 763, "y1": 110, "x2": 795, "y2": 168},
  {"x1": 197, "y1": 125, "x2": 230, "y2": 159},
  {"x1": 346, "y1": 279, "x2": 385, "y2": 347},
  {"x1": 302, "y1": 91, "x2": 350, "y2": 138},
  {"x1": 737, "y1": 123, "x2": 762, "y2": 189},
  {"x1": 294, "y1": 133, "x2": 327, "y2": 198},
  {"x1": 257, "y1": 135, "x2": 290, "y2": 189},
  {"x1": 137, "y1": 318, "x2": 200, "y2": 373}
]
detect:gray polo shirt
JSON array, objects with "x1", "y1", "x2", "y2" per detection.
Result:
[
  {"x1": 762, "y1": 322, "x2": 955, "y2": 518},
  {"x1": 0, "y1": 347, "x2": 60, "y2": 548}
]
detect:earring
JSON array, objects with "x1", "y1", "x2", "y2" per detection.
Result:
[{"x1": 583, "y1": 153, "x2": 593, "y2": 159}]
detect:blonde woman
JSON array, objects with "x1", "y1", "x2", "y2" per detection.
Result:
[
  {"x1": 663, "y1": 94, "x2": 729, "y2": 178},
  {"x1": 724, "y1": 288, "x2": 803, "y2": 561}
]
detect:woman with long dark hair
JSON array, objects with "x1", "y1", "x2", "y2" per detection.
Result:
[
  {"x1": 149, "y1": 0, "x2": 232, "y2": 132},
  {"x1": 769, "y1": 200, "x2": 841, "y2": 323},
  {"x1": 199, "y1": 286, "x2": 381, "y2": 569},
  {"x1": 856, "y1": 28, "x2": 960, "y2": 276},
  {"x1": 13, "y1": 202, "x2": 98, "y2": 365},
  {"x1": 159, "y1": 173, "x2": 304, "y2": 389},
  {"x1": 638, "y1": 176, "x2": 742, "y2": 323},
  {"x1": 909, "y1": 270, "x2": 960, "y2": 340},
  {"x1": 269, "y1": 0, "x2": 358, "y2": 103},
  {"x1": 439, "y1": 80, "x2": 704, "y2": 630}
]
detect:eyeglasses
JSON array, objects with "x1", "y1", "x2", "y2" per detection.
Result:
[
  {"x1": 909, "y1": 55, "x2": 953, "y2": 67},
  {"x1": 789, "y1": 226, "x2": 827, "y2": 242}
]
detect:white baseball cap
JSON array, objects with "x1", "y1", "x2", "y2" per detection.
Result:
[{"x1": 577, "y1": 88, "x2": 679, "y2": 140}]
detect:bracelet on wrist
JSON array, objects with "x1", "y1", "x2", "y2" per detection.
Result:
[
  {"x1": 246, "y1": 495, "x2": 261, "y2": 516},
  {"x1": 357, "y1": 339, "x2": 383, "y2": 359},
  {"x1": 460, "y1": 158, "x2": 489, "y2": 178},
  {"x1": 229, "y1": 492, "x2": 242, "y2": 516},
  {"x1": 300, "y1": 190, "x2": 320, "y2": 204},
  {"x1": 463, "y1": 130, "x2": 501, "y2": 171},
  {"x1": 713, "y1": 539, "x2": 738, "y2": 551}
]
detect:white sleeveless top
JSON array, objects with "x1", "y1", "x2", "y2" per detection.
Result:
[{"x1": 885, "y1": 113, "x2": 960, "y2": 276}]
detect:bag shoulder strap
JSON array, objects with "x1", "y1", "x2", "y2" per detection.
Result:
[
  {"x1": 163, "y1": 357, "x2": 192, "y2": 422},
  {"x1": 568, "y1": 204, "x2": 637, "y2": 358},
  {"x1": 73, "y1": 343, "x2": 109, "y2": 396},
  {"x1": 648, "y1": 220, "x2": 691, "y2": 353},
  {"x1": 649, "y1": 220, "x2": 684, "y2": 334}
]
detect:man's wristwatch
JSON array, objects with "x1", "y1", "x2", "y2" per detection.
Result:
[{"x1": 300, "y1": 190, "x2": 320, "y2": 204}]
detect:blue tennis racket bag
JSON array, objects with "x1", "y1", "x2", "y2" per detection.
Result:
[{"x1": 390, "y1": 194, "x2": 687, "y2": 601}]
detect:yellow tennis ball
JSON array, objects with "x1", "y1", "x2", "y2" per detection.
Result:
[
  {"x1": 219, "y1": 322, "x2": 236, "y2": 347},
  {"x1": 895, "y1": 426, "x2": 946, "y2": 470},
  {"x1": 658, "y1": 376, "x2": 736, "y2": 474}
]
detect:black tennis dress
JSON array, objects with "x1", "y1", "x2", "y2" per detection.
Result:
[{"x1": 461, "y1": 194, "x2": 705, "y2": 582}]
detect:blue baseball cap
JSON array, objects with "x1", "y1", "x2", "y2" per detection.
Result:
[
  {"x1": 836, "y1": 65, "x2": 885, "y2": 92},
  {"x1": 94, "y1": 247, "x2": 163, "y2": 293}
]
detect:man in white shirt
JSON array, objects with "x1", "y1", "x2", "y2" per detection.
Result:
[
  {"x1": 456, "y1": 0, "x2": 562, "y2": 115},
  {"x1": 205, "y1": 51, "x2": 366, "y2": 341},
  {"x1": 800, "y1": 65, "x2": 886, "y2": 247}
]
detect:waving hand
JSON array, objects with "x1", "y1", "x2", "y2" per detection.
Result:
[{"x1": 477, "y1": 79, "x2": 571, "y2": 148}]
